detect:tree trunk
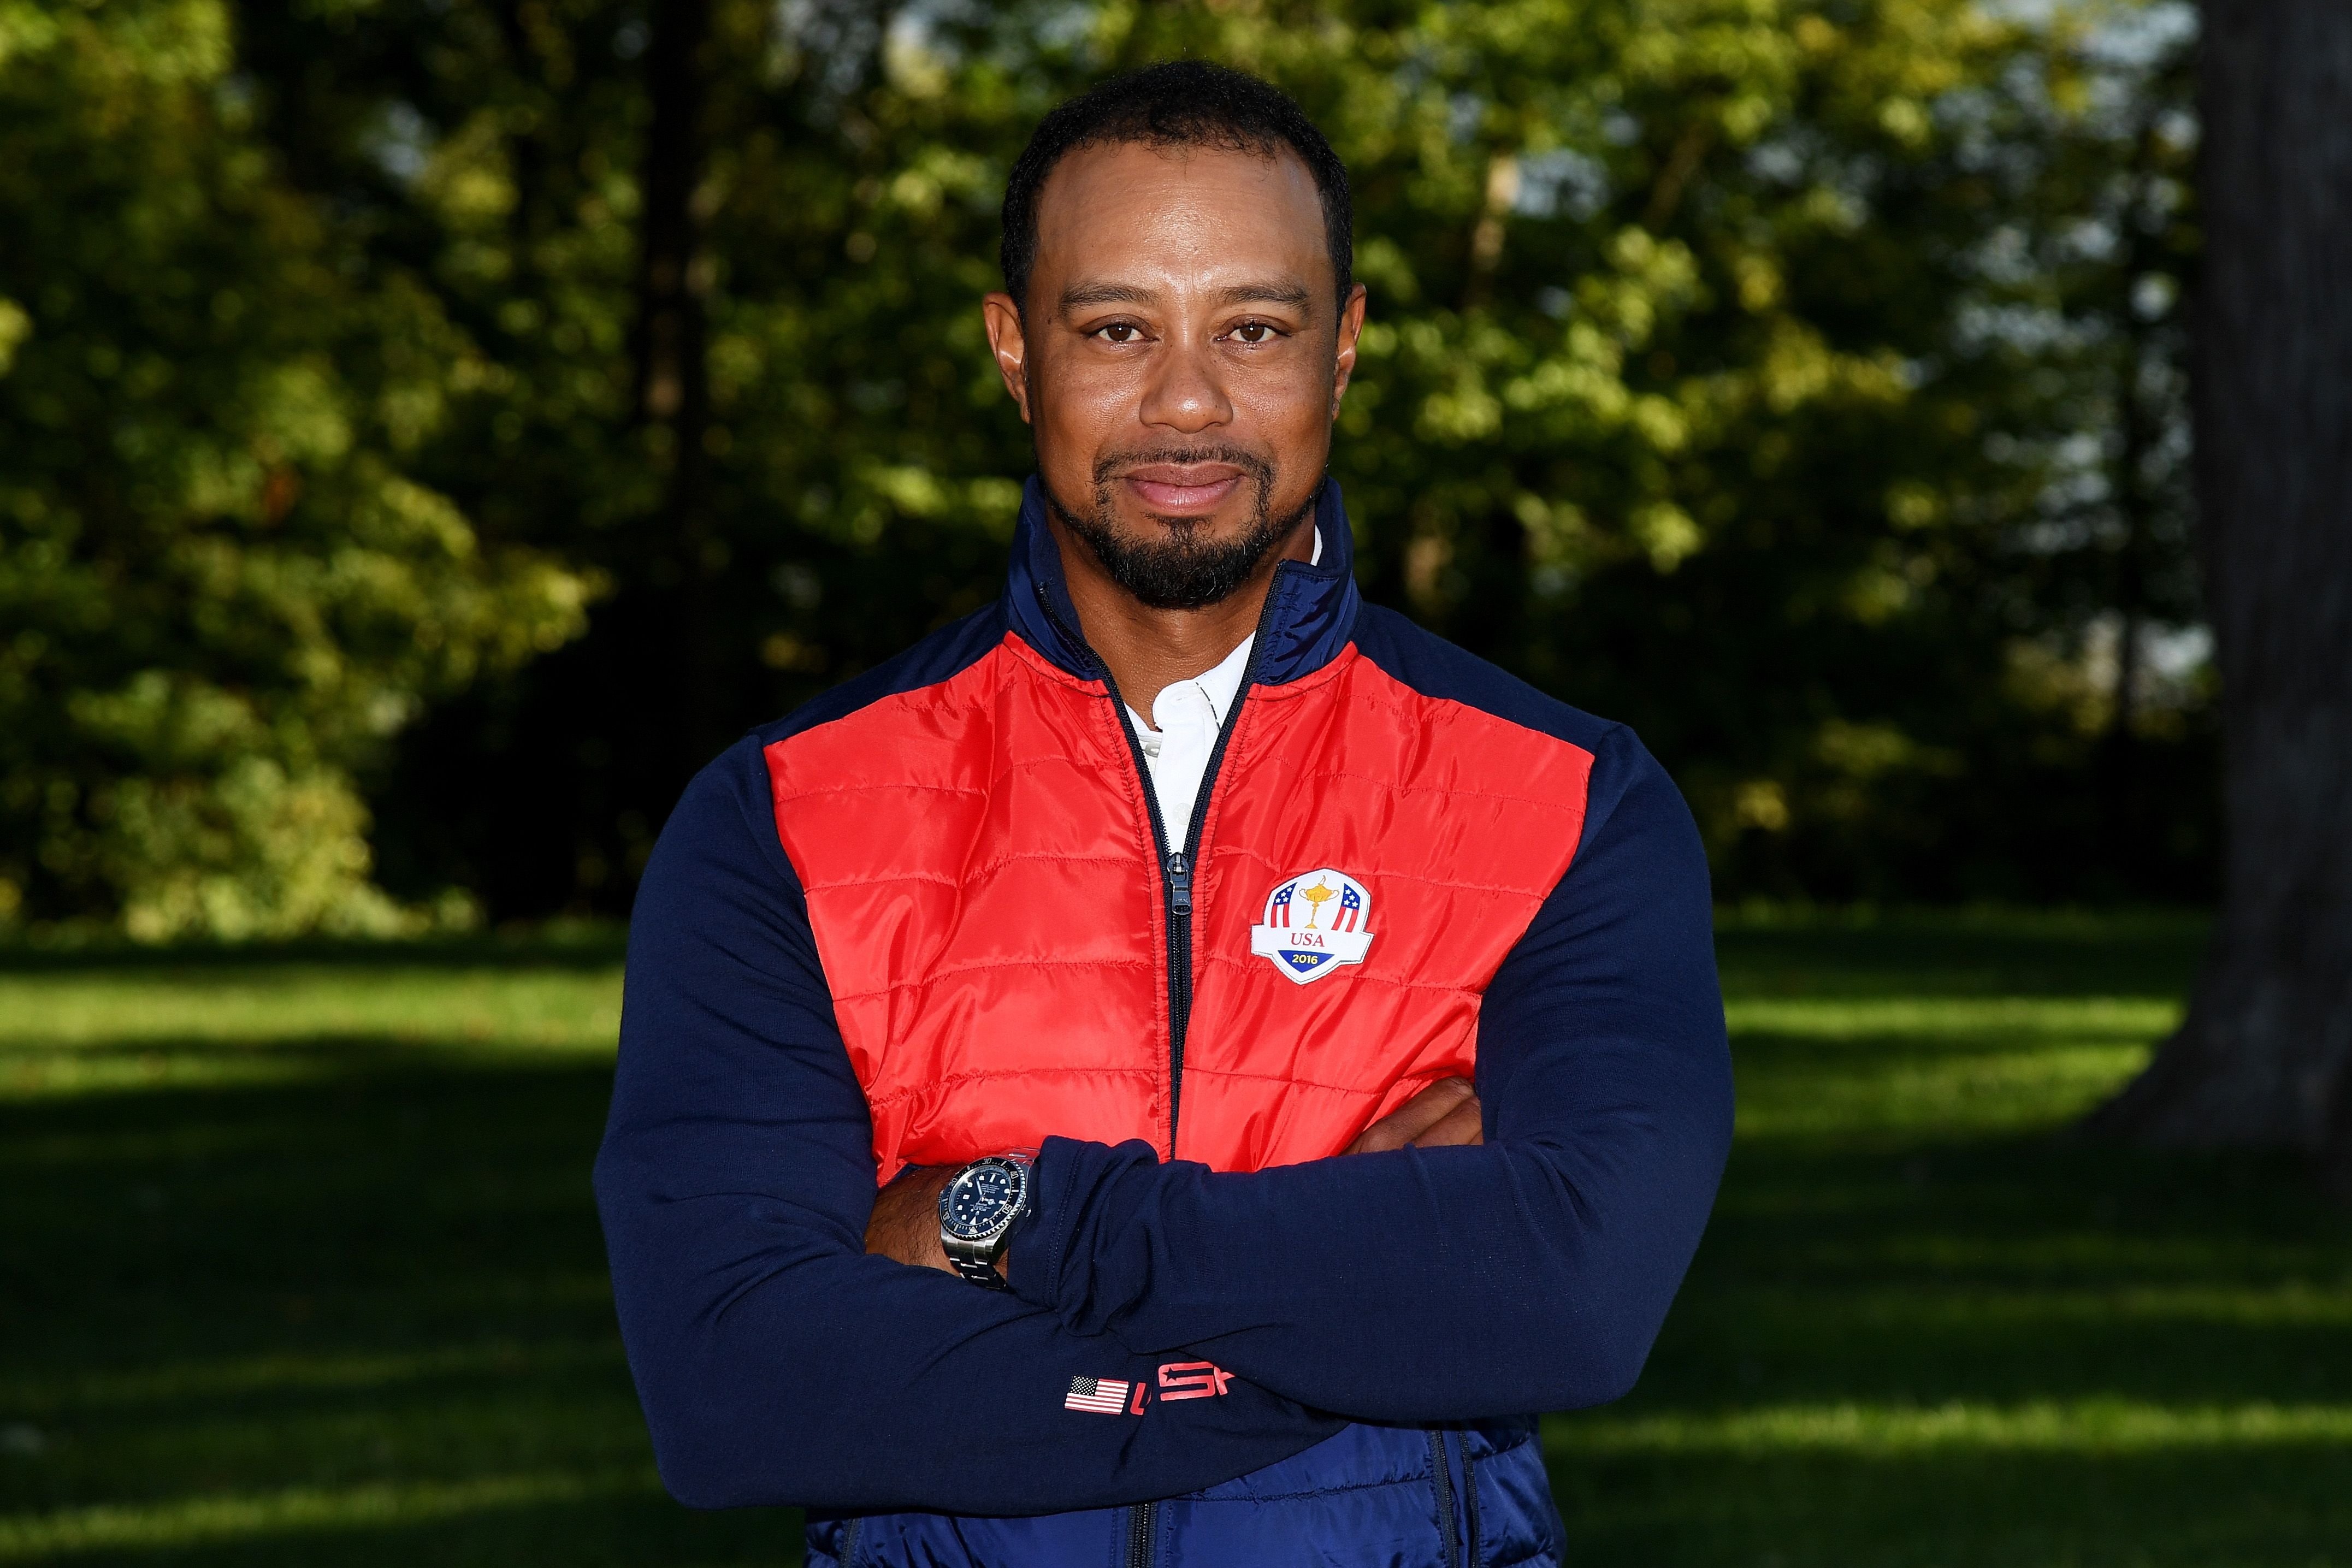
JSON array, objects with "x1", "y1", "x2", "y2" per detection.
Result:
[
  {"x1": 630, "y1": 0, "x2": 720, "y2": 780},
  {"x1": 2085, "y1": 0, "x2": 2352, "y2": 1184}
]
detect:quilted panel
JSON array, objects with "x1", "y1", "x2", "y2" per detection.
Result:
[
  {"x1": 1181, "y1": 649, "x2": 1594, "y2": 1171},
  {"x1": 764, "y1": 636, "x2": 1593, "y2": 1183},
  {"x1": 766, "y1": 634, "x2": 1169, "y2": 1179}
]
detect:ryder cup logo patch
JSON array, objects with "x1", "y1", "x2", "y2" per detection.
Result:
[{"x1": 1249, "y1": 868, "x2": 1374, "y2": 985}]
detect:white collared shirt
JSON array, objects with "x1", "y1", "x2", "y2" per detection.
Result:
[{"x1": 1121, "y1": 528, "x2": 1320, "y2": 851}]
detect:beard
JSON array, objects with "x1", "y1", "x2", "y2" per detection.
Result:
[{"x1": 1045, "y1": 445, "x2": 1314, "y2": 612}]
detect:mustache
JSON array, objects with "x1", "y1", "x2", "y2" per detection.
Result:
[{"x1": 1091, "y1": 445, "x2": 1276, "y2": 490}]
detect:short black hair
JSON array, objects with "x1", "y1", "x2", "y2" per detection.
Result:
[{"x1": 1000, "y1": 61, "x2": 1354, "y2": 316}]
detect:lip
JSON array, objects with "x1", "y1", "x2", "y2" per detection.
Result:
[{"x1": 1116, "y1": 463, "x2": 1246, "y2": 516}]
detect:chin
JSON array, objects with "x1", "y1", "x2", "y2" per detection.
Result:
[{"x1": 1122, "y1": 505, "x2": 1257, "y2": 545}]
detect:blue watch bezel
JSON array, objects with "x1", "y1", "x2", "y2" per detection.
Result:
[{"x1": 938, "y1": 1153, "x2": 1032, "y2": 1245}]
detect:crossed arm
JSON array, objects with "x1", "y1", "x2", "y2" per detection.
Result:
[
  {"x1": 594, "y1": 727, "x2": 1732, "y2": 1514},
  {"x1": 866, "y1": 1076, "x2": 1487, "y2": 1280}
]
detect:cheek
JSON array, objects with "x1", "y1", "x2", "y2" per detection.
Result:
[
  {"x1": 1233, "y1": 360, "x2": 1339, "y2": 441},
  {"x1": 1035, "y1": 358, "x2": 1141, "y2": 446}
]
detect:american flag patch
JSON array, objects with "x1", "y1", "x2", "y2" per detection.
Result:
[{"x1": 1063, "y1": 1376, "x2": 1131, "y2": 1415}]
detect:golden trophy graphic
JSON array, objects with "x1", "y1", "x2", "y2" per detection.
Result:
[{"x1": 1298, "y1": 879, "x2": 1339, "y2": 929}]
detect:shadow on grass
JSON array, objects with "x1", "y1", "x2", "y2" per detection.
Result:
[
  {"x1": 0, "y1": 930, "x2": 628, "y2": 976},
  {"x1": 1668, "y1": 1133, "x2": 2351, "y2": 1404},
  {"x1": 1563, "y1": 1087, "x2": 2352, "y2": 1564},
  {"x1": 1715, "y1": 914, "x2": 2209, "y2": 1000},
  {"x1": 0, "y1": 1044, "x2": 799, "y2": 1565},
  {"x1": 1550, "y1": 1437, "x2": 2352, "y2": 1568},
  {"x1": 6, "y1": 918, "x2": 2345, "y2": 1567},
  {"x1": 4, "y1": 1034, "x2": 610, "y2": 1102},
  {"x1": 9, "y1": 1487, "x2": 788, "y2": 1568}
]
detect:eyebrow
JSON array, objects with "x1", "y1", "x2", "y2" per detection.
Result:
[
  {"x1": 1055, "y1": 280, "x2": 1316, "y2": 313},
  {"x1": 1057, "y1": 282, "x2": 1157, "y2": 311},
  {"x1": 1215, "y1": 281, "x2": 1314, "y2": 309}
]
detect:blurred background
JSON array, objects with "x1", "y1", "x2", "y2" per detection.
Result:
[{"x1": 2, "y1": 1, "x2": 2346, "y2": 1565}]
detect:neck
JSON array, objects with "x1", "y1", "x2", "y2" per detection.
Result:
[{"x1": 1048, "y1": 510, "x2": 1317, "y2": 718}]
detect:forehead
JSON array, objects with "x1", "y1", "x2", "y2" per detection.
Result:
[{"x1": 1030, "y1": 140, "x2": 1331, "y2": 303}]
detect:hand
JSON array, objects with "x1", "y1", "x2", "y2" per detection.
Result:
[
  {"x1": 1345, "y1": 1076, "x2": 1483, "y2": 1155},
  {"x1": 866, "y1": 1164, "x2": 1017, "y2": 1283},
  {"x1": 865, "y1": 1165, "x2": 965, "y2": 1277}
]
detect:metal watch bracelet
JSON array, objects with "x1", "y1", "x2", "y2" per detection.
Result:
[{"x1": 937, "y1": 1150, "x2": 1035, "y2": 1290}]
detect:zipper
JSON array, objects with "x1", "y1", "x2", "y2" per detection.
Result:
[
  {"x1": 1035, "y1": 565, "x2": 1287, "y2": 1156},
  {"x1": 1035, "y1": 559, "x2": 1296, "y2": 1568},
  {"x1": 1461, "y1": 1430, "x2": 1481, "y2": 1567},
  {"x1": 1126, "y1": 1500, "x2": 1156, "y2": 1568},
  {"x1": 1427, "y1": 1430, "x2": 1463, "y2": 1568},
  {"x1": 839, "y1": 1517, "x2": 862, "y2": 1568}
]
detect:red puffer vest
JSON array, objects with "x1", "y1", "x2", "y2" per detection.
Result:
[{"x1": 762, "y1": 481, "x2": 1594, "y2": 1181}]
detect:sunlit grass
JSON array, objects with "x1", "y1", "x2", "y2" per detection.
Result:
[
  {"x1": 1543, "y1": 911, "x2": 2352, "y2": 1567},
  {"x1": 3, "y1": 913, "x2": 2347, "y2": 1565},
  {"x1": 1555, "y1": 1398, "x2": 2352, "y2": 1454},
  {"x1": 1727, "y1": 995, "x2": 2174, "y2": 1139},
  {"x1": 0, "y1": 1472, "x2": 631, "y2": 1561},
  {"x1": 0, "y1": 938, "x2": 787, "y2": 1566},
  {"x1": 0, "y1": 961, "x2": 622, "y2": 1100},
  {"x1": 0, "y1": 968, "x2": 623, "y2": 1050}
]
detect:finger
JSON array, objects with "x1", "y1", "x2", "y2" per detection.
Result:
[
  {"x1": 1407, "y1": 1097, "x2": 1484, "y2": 1149},
  {"x1": 1414, "y1": 1075, "x2": 1478, "y2": 1110},
  {"x1": 1346, "y1": 1077, "x2": 1474, "y2": 1153},
  {"x1": 1384, "y1": 1076, "x2": 1474, "y2": 1137},
  {"x1": 1347, "y1": 1086, "x2": 1457, "y2": 1153}
]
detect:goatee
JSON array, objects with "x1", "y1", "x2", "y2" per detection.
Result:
[{"x1": 1047, "y1": 447, "x2": 1313, "y2": 611}]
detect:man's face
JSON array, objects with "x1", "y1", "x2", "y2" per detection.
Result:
[{"x1": 984, "y1": 140, "x2": 1366, "y2": 610}]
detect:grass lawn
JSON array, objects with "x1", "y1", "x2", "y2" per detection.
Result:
[{"x1": 3, "y1": 915, "x2": 2347, "y2": 1565}]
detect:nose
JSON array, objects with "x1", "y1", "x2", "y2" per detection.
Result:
[{"x1": 1136, "y1": 333, "x2": 1233, "y2": 435}]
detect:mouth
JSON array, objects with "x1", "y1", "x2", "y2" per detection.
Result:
[{"x1": 1114, "y1": 461, "x2": 1248, "y2": 516}]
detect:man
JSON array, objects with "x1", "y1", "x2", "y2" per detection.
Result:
[{"x1": 595, "y1": 61, "x2": 1732, "y2": 1568}]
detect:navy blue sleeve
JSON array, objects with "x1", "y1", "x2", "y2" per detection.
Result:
[
  {"x1": 1006, "y1": 726, "x2": 1733, "y2": 1422},
  {"x1": 592, "y1": 738, "x2": 1344, "y2": 1514}
]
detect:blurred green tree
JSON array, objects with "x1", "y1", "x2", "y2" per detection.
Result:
[
  {"x1": 0, "y1": 0, "x2": 590, "y2": 937},
  {"x1": 4, "y1": 0, "x2": 2213, "y2": 930}
]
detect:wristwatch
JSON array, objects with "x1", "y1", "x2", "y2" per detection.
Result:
[{"x1": 936, "y1": 1151, "x2": 1035, "y2": 1289}]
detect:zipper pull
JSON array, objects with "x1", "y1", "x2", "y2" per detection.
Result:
[{"x1": 1166, "y1": 851, "x2": 1193, "y2": 916}]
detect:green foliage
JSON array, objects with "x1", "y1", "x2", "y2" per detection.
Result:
[
  {"x1": 337, "y1": 0, "x2": 2209, "y2": 914},
  {"x1": 2, "y1": 0, "x2": 2211, "y2": 925},
  {"x1": 7, "y1": 918, "x2": 2347, "y2": 1562},
  {"x1": 0, "y1": 0, "x2": 591, "y2": 938}
]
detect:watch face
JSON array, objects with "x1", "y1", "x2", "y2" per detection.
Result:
[{"x1": 942, "y1": 1159, "x2": 1024, "y2": 1241}]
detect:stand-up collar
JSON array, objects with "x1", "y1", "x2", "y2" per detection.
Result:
[{"x1": 1002, "y1": 474, "x2": 1362, "y2": 687}]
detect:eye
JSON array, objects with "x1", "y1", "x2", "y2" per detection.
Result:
[
  {"x1": 1092, "y1": 321, "x2": 1145, "y2": 344},
  {"x1": 1230, "y1": 319, "x2": 1281, "y2": 345}
]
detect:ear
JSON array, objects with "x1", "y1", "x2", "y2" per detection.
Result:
[
  {"x1": 1331, "y1": 284, "x2": 1368, "y2": 416},
  {"x1": 982, "y1": 293, "x2": 1032, "y2": 423}
]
